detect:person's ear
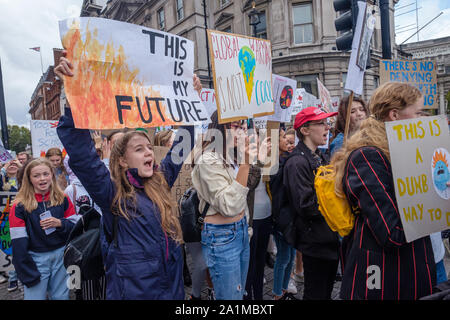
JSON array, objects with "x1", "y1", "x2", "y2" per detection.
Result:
[
  {"x1": 119, "y1": 157, "x2": 128, "y2": 169},
  {"x1": 300, "y1": 126, "x2": 309, "y2": 137},
  {"x1": 387, "y1": 109, "x2": 399, "y2": 121}
]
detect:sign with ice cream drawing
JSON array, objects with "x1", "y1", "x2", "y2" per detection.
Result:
[
  {"x1": 386, "y1": 115, "x2": 450, "y2": 243},
  {"x1": 59, "y1": 17, "x2": 209, "y2": 129},
  {"x1": 207, "y1": 30, "x2": 274, "y2": 124}
]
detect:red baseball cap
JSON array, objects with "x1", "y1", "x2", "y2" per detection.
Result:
[{"x1": 294, "y1": 107, "x2": 338, "y2": 130}]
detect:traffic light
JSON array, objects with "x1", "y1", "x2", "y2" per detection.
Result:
[{"x1": 333, "y1": 0, "x2": 359, "y2": 51}]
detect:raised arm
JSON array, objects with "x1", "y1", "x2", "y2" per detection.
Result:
[{"x1": 57, "y1": 108, "x2": 115, "y2": 212}]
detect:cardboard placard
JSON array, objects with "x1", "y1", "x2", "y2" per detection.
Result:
[
  {"x1": 380, "y1": 59, "x2": 438, "y2": 109},
  {"x1": 30, "y1": 120, "x2": 65, "y2": 158},
  {"x1": 153, "y1": 146, "x2": 193, "y2": 204},
  {"x1": 207, "y1": 30, "x2": 274, "y2": 123},
  {"x1": 59, "y1": 17, "x2": 209, "y2": 129},
  {"x1": 386, "y1": 115, "x2": 450, "y2": 242}
]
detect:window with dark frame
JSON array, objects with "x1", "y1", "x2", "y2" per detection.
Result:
[
  {"x1": 219, "y1": 0, "x2": 230, "y2": 8},
  {"x1": 255, "y1": 11, "x2": 267, "y2": 39},
  {"x1": 158, "y1": 8, "x2": 165, "y2": 30},
  {"x1": 176, "y1": 0, "x2": 184, "y2": 21},
  {"x1": 296, "y1": 74, "x2": 319, "y2": 97},
  {"x1": 293, "y1": 2, "x2": 314, "y2": 44}
]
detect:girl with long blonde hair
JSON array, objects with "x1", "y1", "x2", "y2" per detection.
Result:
[
  {"x1": 9, "y1": 158, "x2": 78, "y2": 299},
  {"x1": 332, "y1": 82, "x2": 436, "y2": 300},
  {"x1": 55, "y1": 54, "x2": 201, "y2": 300}
]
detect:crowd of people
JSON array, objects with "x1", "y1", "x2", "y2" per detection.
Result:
[{"x1": 0, "y1": 54, "x2": 448, "y2": 301}]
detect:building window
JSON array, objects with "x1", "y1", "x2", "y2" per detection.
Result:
[
  {"x1": 293, "y1": 3, "x2": 314, "y2": 44},
  {"x1": 222, "y1": 26, "x2": 232, "y2": 33},
  {"x1": 296, "y1": 74, "x2": 318, "y2": 97},
  {"x1": 158, "y1": 8, "x2": 165, "y2": 30},
  {"x1": 219, "y1": 0, "x2": 230, "y2": 8},
  {"x1": 176, "y1": 0, "x2": 184, "y2": 21},
  {"x1": 255, "y1": 12, "x2": 267, "y2": 39}
]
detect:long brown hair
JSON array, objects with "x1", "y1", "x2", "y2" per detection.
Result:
[
  {"x1": 45, "y1": 148, "x2": 68, "y2": 174},
  {"x1": 333, "y1": 95, "x2": 369, "y2": 137},
  {"x1": 109, "y1": 131, "x2": 183, "y2": 244},
  {"x1": 154, "y1": 130, "x2": 174, "y2": 147},
  {"x1": 331, "y1": 82, "x2": 423, "y2": 196},
  {"x1": 14, "y1": 158, "x2": 65, "y2": 212}
]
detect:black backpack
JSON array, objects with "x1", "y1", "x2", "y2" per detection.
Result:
[
  {"x1": 63, "y1": 203, "x2": 105, "y2": 281},
  {"x1": 178, "y1": 187, "x2": 210, "y2": 243}
]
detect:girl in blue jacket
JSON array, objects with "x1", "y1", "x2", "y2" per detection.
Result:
[{"x1": 55, "y1": 56, "x2": 201, "y2": 300}]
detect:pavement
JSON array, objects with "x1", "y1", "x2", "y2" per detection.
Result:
[{"x1": 1, "y1": 239, "x2": 449, "y2": 300}]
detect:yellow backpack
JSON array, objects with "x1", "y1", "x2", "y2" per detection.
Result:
[{"x1": 314, "y1": 164, "x2": 358, "y2": 237}]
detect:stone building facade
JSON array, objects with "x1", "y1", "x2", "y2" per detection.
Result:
[
  {"x1": 399, "y1": 36, "x2": 450, "y2": 115},
  {"x1": 29, "y1": 49, "x2": 65, "y2": 120},
  {"x1": 81, "y1": 0, "x2": 401, "y2": 104}
]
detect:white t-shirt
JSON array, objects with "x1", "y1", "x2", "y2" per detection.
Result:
[
  {"x1": 64, "y1": 180, "x2": 102, "y2": 215},
  {"x1": 253, "y1": 178, "x2": 271, "y2": 220}
]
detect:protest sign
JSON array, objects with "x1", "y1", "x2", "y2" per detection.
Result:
[
  {"x1": 317, "y1": 78, "x2": 332, "y2": 113},
  {"x1": 0, "y1": 145, "x2": 13, "y2": 164},
  {"x1": 291, "y1": 89, "x2": 321, "y2": 116},
  {"x1": 380, "y1": 59, "x2": 438, "y2": 109},
  {"x1": 207, "y1": 30, "x2": 274, "y2": 123},
  {"x1": 345, "y1": 1, "x2": 374, "y2": 95},
  {"x1": 386, "y1": 115, "x2": 450, "y2": 242},
  {"x1": 266, "y1": 74, "x2": 297, "y2": 123},
  {"x1": 153, "y1": 146, "x2": 193, "y2": 204},
  {"x1": 200, "y1": 88, "x2": 217, "y2": 117},
  {"x1": 59, "y1": 17, "x2": 209, "y2": 129},
  {"x1": 0, "y1": 192, "x2": 17, "y2": 272},
  {"x1": 31, "y1": 120, "x2": 65, "y2": 158}
]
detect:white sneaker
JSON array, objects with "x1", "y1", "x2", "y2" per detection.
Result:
[
  {"x1": 286, "y1": 278, "x2": 297, "y2": 294},
  {"x1": 0, "y1": 274, "x2": 7, "y2": 284}
]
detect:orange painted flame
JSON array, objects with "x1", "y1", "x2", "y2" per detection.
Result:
[
  {"x1": 433, "y1": 150, "x2": 448, "y2": 168},
  {"x1": 62, "y1": 21, "x2": 176, "y2": 129}
]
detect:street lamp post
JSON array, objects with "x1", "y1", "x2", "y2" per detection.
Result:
[{"x1": 248, "y1": 1, "x2": 260, "y2": 38}]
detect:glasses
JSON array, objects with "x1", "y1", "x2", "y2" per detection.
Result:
[{"x1": 306, "y1": 120, "x2": 331, "y2": 127}]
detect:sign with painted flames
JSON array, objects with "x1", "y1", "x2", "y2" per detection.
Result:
[
  {"x1": 207, "y1": 30, "x2": 274, "y2": 124},
  {"x1": 58, "y1": 17, "x2": 209, "y2": 129}
]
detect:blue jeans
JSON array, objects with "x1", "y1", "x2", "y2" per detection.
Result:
[
  {"x1": 201, "y1": 217, "x2": 250, "y2": 300},
  {"x1": 24, "y1": 246, "x2": 69, "y2": 300},
  {"x1": 272, "y1": 231, "x2": 296, "y2": 296},
  {"x1": 8, "y1": 270, "x2": 17, "y2": 282},
  {"x1": 436, "y1": 259, "x2": 448, "y2": 285}
]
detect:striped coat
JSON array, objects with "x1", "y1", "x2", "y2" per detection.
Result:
[{"x1": 340, "y1": 147, "x2": 436, "y2": 300}]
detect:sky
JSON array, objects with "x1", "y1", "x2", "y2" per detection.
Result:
[{"x1": 0, "y1": 0, "x2": 449, "y2": 128}]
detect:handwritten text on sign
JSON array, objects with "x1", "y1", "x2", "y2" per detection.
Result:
[
  {"x1": 59, "y1": 17, "x2": 209, "y2": 129},
  {"x1": 31, "y1": 120, "x2": 64, "y2": 158},
  {"x1": 380, "y1": 59, "x2": 438, "y2": 109},
  {"x1": 0, "y1": 192, "x2": 17, "y2": 272},
  {"x1": 207, "y1": 30, "x2": 273, "y2": 123},
  {"x1": 386, "y1": 115, "x2": 450, "y2": 243}
]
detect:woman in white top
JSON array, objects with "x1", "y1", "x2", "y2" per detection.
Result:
[{"x1": 191, "y1": 111, "x2": 256, "y2": 300}]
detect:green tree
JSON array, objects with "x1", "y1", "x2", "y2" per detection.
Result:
[{"x1": 7, "y1": 125, "x2": 31, "y2": 153}]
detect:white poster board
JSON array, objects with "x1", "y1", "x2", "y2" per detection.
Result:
[
  {"x1": 207, "y1": 30, "x2": 274, "y2": 123},
  {"x1": 59, "y1": 17, "x2": 209, "y2": 129},
  {"x1": 317, "y1": 78, "x2": 332, "y2": 113},
  {"x1": 386, "y1": 115, "x2": 450, "y2": 242},
  {"x1": 31, "y1": 120, "x2": 64, "y2": 158},
  {"x1": 266, "y1": 74, "x2": 297, "y2": 122}
]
